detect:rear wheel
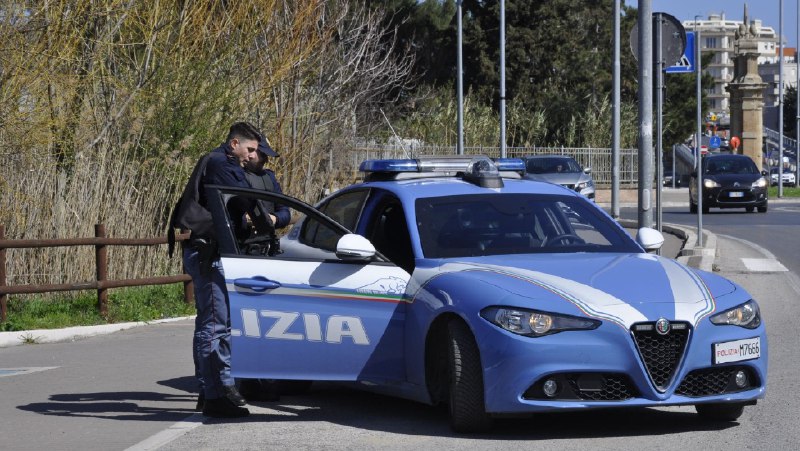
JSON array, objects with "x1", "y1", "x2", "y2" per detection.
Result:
[
  {"x1": 695, "y1": 402, "x2": 745, "y2": 421},
  {"x1": 447, "y1": 320, "x2": 492, "y2": 433}
]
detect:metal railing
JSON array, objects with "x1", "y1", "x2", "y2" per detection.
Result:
[
  {"x1": 341, "y1": 145, "x2": 640, "y2": 186},
  {"x1": 0, "y1": 225, "x2": 192, "y2": 323}
]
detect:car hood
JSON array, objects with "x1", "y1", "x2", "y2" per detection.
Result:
[
  {"x1": 706, "y1": 173, "x2": 762, "y2": 186},
  {"x1": 420, "y1": 253, "x2": 736, "y2": 328},
  {"x1": 525, "y1": 172, "x2": 588, "y2": 185}
]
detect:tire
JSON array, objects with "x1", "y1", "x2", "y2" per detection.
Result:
[
  {"x1": 447, "y1": 320, "x2": 492, "y2": 433},
  {"x1": 695, "y1": 402, "x2": 745, "y2": 421},
  {"x1": 758, "y1": 205, "x2": 768, "y2": 213},
  {"x1": 746, "y1": 206, "x2": 754, "y2": 213},
  {"x1": 690, "y1": 199, "x2": 697, "y2": 213},
  {"x1": 702, "y1": 203, "x2": 710, "y2": 214}
]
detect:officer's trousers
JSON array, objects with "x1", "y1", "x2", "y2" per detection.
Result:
[{"x1": 183, "y1": 247, "x2": 234, "y2": 399}]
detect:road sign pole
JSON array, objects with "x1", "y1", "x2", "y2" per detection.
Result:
[
  {"x1": 695, "y1": 15, "x2": 703, "y2": 247},
  {"x1": 637, "y1": 0, "x2": 653, "y2": 230},
  {"x1": 656, "y1": 14, "x2": 663, "y2": 237},
  {"x1": 612, "y1": 0, "x2": 621, "y2": 219}
]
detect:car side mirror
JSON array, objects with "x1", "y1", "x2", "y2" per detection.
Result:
[
  {"x1": 335, "y1": 234, "x2": 376, "y2": 261},
  {"x1": 636, "y1": 227, "x2": 664, "y2": 252},
  {"x1": 761, "y1": 170, "x2": 768, "y2": 177},
  {"x1": 583, "y1": 166, "x2": 592, "y2": 174}
]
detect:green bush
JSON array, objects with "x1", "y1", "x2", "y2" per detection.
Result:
[{"x1": 0, "y1": 284, "x2": 194, "y2": 332}]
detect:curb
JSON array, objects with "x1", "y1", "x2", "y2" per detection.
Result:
[
  {"x1": 617, "y1": 219, "x2": 717, "y2": 273},
  {"x1": 0, "y1": 316, "x2": 194, "y2": 348}
]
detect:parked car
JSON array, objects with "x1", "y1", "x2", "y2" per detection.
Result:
[
  {"x1": 207, "y1": 156, "x2": 767, "y2": 432},
  {"x1": 689, "y1": 154, "x2": 768, "y2": 213},
  {"x1": 769, "y1": 167, "x2": 797, "y2": 186},
  {"x1": 522, "y1": 155, "x2": 595, "y2": 200}
]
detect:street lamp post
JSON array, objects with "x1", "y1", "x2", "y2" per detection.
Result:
[
  {"x1": 695, "y1": 15, "x2": 704, "y2": 247},
  {"x1": 457, "y1": 1, "x2": 464, "y2": 155}
]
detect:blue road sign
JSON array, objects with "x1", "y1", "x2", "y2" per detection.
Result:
[
  {"x1": 666, "y1": 31, "x2": 695, "y2": 74},
  {"x1": 709, "y1": 135, "x2": 721, "y2": 149}
]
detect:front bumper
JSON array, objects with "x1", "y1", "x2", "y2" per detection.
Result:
[
  {"x1": 475, "y1": 318, "x2": 768, "y2": 414},
  {"x1": 703, "y1": 186, "x2": 767, "y2": 208}
]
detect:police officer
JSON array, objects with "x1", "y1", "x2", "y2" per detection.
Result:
[
  {"x1": 244, "y1": 136, "x2": 290, "y2": 230},
  {"x1": 236, "y1": 136, "x2": 292, "y2": 401},
  {"x1": 178, "y1": 122, "x2": 264, "y2": 418}
]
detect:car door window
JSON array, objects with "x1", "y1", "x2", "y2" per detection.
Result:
[
  {"x1": 301, "y1": 190, "x2": 368, "y2": 252},
  {"x1": 367, "y1": 199, "x2": 414, "y2": 273}
]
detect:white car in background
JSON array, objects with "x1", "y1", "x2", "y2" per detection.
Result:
[{"x1": 770, "y1": 168, "x2": 796, "y2": 186}]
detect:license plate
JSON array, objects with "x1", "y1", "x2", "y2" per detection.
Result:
[
  {"x1": 713, "y1": 337, "x2": 760, "y2": 364},
  {"x1": 729, "y1": 191, "x2": 744, "y2": 198}
]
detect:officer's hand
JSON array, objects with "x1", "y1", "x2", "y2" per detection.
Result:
[{"x1": 269, "y1": 214, "x2": 277, "y2": 226}]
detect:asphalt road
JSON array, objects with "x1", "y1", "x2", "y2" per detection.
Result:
[{"x1": 620, "y1": 199, "x2": 800, "y2": 275}]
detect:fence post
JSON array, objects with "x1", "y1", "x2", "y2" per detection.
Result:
[
  {"x1": 1, "y1": 225, "x2": 6, "y2": 323},
  {"x1": 95, "y1": 224, "x2": 108, "y2": 317}
]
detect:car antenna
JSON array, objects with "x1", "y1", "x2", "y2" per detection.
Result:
[{"x1": 380, "y1": 108, "x2": 412, "y2": 159}]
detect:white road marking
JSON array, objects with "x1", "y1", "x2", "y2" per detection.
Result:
[
  {"x1": 0, "y1": 367, "x2": 59, "y2": 378},
  {"x1": 124, "y1": 413, "x2": 205, "y2": 451},
  {"x1": 741, "y1": 258, "x2": 788, "y2": 272}
]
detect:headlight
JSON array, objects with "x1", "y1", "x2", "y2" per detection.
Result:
[
  {"x1": 710, "y1": 300, "x2": 761, "y2": 329},
  {"x1": 751, "y1": 177, "x2": 767, "y2": 188},
  {"x1": 703, "y1": 178, "x2": 720, "y2": 188},
  {"x1": 480, "y1": 307, "x2": 601, "y2": 337},
  {"x1": 576, "y1": 182, "x2": 587, "y2": 190}
]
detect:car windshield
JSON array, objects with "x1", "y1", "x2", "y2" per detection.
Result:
[
  {"x1": 703, "y1": 157, "x2": 758, "y2": 175},
  {"x1": 525, "y1": 157, "x2": 582, "y2": 174},
  {"x1": 415, "y1": 194, "x2": 640, "y2": 258}
]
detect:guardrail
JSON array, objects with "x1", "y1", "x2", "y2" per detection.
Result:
[
  {"x1": 0, "y1": 224, "x2": 192, "y2": 323},
  {"x1": 342, "y1": 145, "x2": 641, "y2": 186}
]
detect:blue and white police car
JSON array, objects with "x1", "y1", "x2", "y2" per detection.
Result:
[{"x1": 206, "y1": 156, "x2": 767, "y2": 433}]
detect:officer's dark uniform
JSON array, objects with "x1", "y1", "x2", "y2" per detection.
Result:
[
  {"x1": 244, "y1": 167, "x2": 291, "y2": 229},
  {"x1": 182, "y1": 142, "x2": 250, "y2": 412}
]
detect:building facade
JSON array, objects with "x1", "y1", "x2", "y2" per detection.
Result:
[{"x1": 683, "y1": 13, "x2": 778, "y2": 113}]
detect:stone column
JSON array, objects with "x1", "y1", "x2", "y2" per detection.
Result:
[{"x1": 726, "y1": 6, "x2": 767, "y2": 171}]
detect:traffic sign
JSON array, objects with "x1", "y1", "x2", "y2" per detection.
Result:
[
  {"x1": 709, "y1": 135, "x2": 721, "y2": 149},
  {"x1": 630, "y1": 13, "x2": 686, "y2": 66},
  {"x1": 666, "y1": 31, "x2": 695, "y2": 73}
]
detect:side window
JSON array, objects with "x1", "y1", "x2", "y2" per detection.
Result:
[
  {"x1": 301, "y1": 190, "x2": 368, "y2": 251},
  {"x1": 367, "y1": 200, "x2": 414, "y2": 273}
]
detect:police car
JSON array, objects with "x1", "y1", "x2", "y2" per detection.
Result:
[{"x1": 205, "y1": 156, "x2": 767, "y2": 433}]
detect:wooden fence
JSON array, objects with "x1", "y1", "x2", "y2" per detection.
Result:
[{"x1": 0, "y1": 224, "x2": 192, "y2": 323}]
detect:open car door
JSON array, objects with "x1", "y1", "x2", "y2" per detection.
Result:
[{"x1": 204, "y1": 186, "x2": 410, "y2": 383}]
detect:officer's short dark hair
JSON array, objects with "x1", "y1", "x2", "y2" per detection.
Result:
[{"x1": 227, "y1": 122, "x2": 262, "y2": 143}]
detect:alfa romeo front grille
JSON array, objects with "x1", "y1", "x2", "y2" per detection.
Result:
[{"x1": 631, "y1": 321, "x2": 690, "y2": 392}]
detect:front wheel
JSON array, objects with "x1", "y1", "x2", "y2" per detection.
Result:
[
  {"x1": 758, "y1": 204, "x2": 768, "y2": 213},
  {"x1": 447, "y1": 320, "x2": 492, "y2": 433},
  {"x1": 695, "y1": 402, "x2": 745, "y2": 421}
]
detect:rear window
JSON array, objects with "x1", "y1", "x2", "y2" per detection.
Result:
[{"x1": 525, "y1": 157, "x2": 582, "y2": 174}]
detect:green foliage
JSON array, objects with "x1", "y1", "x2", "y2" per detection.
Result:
[
  {"x1": 663, "y1": 53, "x2": 716, "y2": 146},
  {"x1": 0, "y1": 285, "x2": 194, "y2": 332},
  {"x1": 768, "y1": 185, "x2": 800, "y2": 197}
]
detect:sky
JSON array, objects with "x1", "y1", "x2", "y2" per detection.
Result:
[{"x1": 632, "y1": 0, "x2": 800, "y2": 46}]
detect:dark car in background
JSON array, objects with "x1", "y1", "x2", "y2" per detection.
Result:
[
  {"x1": 522, "y1": 155, "x2": 595, "y2": 200},
  {"x1": 689, "y1": 154, "x2": 768, "y2": 213}
]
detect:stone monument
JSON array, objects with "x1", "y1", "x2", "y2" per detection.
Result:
[{"x1": 726, "y1": 4, "x2": 767, "y2": 170}]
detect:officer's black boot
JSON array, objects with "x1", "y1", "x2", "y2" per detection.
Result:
[
  {"x1": 195, "y1": 391, "x2": 205, "y2": 411},
  {"x1": 222, "y1": 385, "x2": 247, "y2": 406}
]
